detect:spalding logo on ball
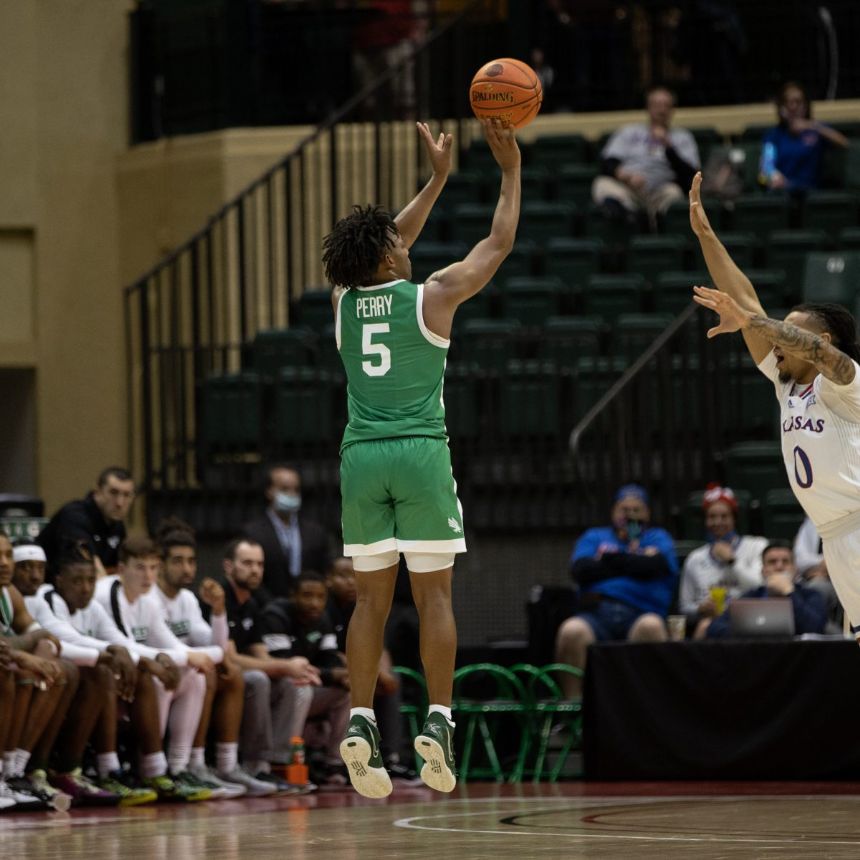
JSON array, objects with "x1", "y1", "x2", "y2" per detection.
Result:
[{"x1": 469, "y1": 58, "x2": 543, "y2": 129}]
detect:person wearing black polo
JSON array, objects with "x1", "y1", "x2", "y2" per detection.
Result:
[{"x1": 38, "y1": 467, "x2": 135, "y2": 580}]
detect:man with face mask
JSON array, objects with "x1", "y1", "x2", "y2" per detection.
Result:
[
  {"x1": 555, "y1": 483, "x2": 678, "y2": 696},
  {"x1": 241, "y1": 464, "x2": 333, "y2": 599}
]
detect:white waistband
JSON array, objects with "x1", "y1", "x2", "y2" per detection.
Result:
[{"x1": 818, "y1": 508, "x2": 860, "y2": 541}]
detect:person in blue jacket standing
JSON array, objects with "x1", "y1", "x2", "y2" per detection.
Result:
[{"x1": 555, "y1": 483, "x2": 678, "y2": 696}]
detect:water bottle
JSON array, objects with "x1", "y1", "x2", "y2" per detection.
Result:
[
  {"x1": 759, "y1": 141, "x2": 777, "y2": 185},
  {"x1": 286, "y1": 736, "x2": 309, "y2": 785}
]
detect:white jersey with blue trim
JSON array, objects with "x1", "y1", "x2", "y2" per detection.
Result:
[{"x1": 758, "y1": 351, "x2": 860, "y2": 532}]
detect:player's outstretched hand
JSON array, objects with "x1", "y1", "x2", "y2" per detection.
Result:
[
  {"x1": 692, "y1": 285, "x2": 752, "y2": 338},
  {"x1": 417, "y1": 122, "x2": 453, "y2": 178},
  {"x1": 481, "y1": 117, "x2": 520, "y2": 171},
  {"x1": 689, "y1": 172, "x2": 714, "y2": 238}
]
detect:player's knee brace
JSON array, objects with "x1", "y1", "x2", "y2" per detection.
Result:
[
  {"x1": 352, "y1": 549, "x2": 399, "y2": 572},
  {"x1": 403, "y1": 552, "x2": 455, "y2": 573}
]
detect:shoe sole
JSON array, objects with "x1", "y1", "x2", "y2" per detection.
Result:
[
  {"x1": 117, "y1": 793, "x2": 158, "y2": 807},
  {"x1": 339, "y1": 736, "x2": 393, "y2": 799},
  {"x1": 414, "y1": 735, "x2": 456, "y2": 793}
]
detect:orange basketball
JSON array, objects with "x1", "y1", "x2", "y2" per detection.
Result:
[{"x1": 469, "y1": 58, "x2": 543, "y2": 129}]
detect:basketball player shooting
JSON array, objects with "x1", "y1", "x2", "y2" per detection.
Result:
[
  {"x1": 322, "y1": 118, "x2": 520, "y2": 799},
  {"x1": 689, "y1": 170, "x2": 860, "y2": 640}
]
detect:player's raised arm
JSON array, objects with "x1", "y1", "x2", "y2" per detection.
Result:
[
  {"x1": 689, "y1": 172, "x2": 771, "y2": 363},
  {"x1": 425, "y1": 118, "x2": 520, "y2": 309},
  {"x1": 394, "y1": 123, "x2": 453, "y2": 248}
]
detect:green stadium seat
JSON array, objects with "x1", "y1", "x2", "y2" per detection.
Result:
[
  {"x1": 802, "y1": 251, "x2": 860, "y2": 303},
  {"x1": 442, "y1": 171, "x2": 486, "y2": 207},
  {"x1": 318, "y1": 323, "x2": 342, "y2": 374},
  {"x1": 586, "y1": 202, "x2": 637, "y2": 247},
  {"x1": 583, "y1": 274, "x2": 645, "y2": 320},
  {"x1": 731, "y1": 354, "x2": 779, "y2": 436},
  {"x1": 451, "y1": 288, "x2": 495, "y2": 334},
  {"x1": 443, "y1": 364, "x2": 481, "y2": 440},
  {"x1": 518, "y1": 202, "x2": 577, "y2": 243},
  {"x1": 573, "y1": 356, "x2": 627, "y2": 417},
  {"x1": 499, "y1": 360, "x2": 562, "y2": 438},
  {"x1": 725, "y1": 441, "x2": 786, "y2": 504},
  {"x1": 520, "y1": 167, "x2": 550, "y2": 204},
  {"x1": 295, "y1": 289, "x2": 334, "y2": 333},
  {"x1": 737, "y1": 125, "x2": 771, "y2": 143},
  {"x1": 846, "y1": 142, "x2": 860, "y2": 189},
  {"x1": 689, "y1": 126, "x2": 724, "y2": 163},
  {"x1": 730, "y1": 194, "x2": 791, "y2": 234},
  {"x1": 557, "y1": 164, "x2": 598, "y2": 204},
  {"x1": 501, "y1": 277, "x2": 563, "y2": 325},
  {"x1": 457, "y1": 318, "x2": 521, "y2": 371},
  {"x1": 493, "y1": 240, "x2": 537, "y2": 286},
  {"x1": 614, "y1": 313, "x2": 673, "y2": 363},
  {"x1": 683, "y1": 489, "x2": 752, "y2": 540},
  {"x1": 452, "y1": 203, "x2": 497, "y2": 246},
  {"x1": 628, "y1": 235, "x2": 688, "y2": 287},
  {"x1": 821, "y1": 145, "x2": 848, "y2": 189},
  {"x1": 252, "y1": 328, "x2": 317, "y2": 380},
  {"x1": 832, "y1": 121, "x2": 860, "y2": 138},
  {"x1": 662, "y1": 196, "x2": 724, "y2": 235},
  {"x1": 801, "y1": 191, "x2": 858, "y2": 237},
  {"x1": 201, "y1": 371, "x2": 262, "y2": 453},
  {"x1": 839, "y1": 227, "x2": 860, "y2": 250},
  {"x1": 762, "y1": 488, "x2": 805, "y2": 540},
  {"x1": 421, "y1": 205, "x2": 450, "y2": 242},
  {"x1": 742, "y1": 269, "x2": 789, "y2": 310},
  {"x1": 653, "y1": 271, "x2": 706, "y2": 315},
  {"x1": 272, "y1": 366, "x2": 338, "y2": 447},
  {"x1": 461, "y1": 138, "x2": 497, "y2": 173},
  {"x1": 543, "y1": 238, "x2": 603, "y2": 291},
  {"x1": 537, "y1": 315, "x2": 605, "y2": 369},
  {"x1": 410, "y1": 241, "x2": 470, "y2": 281},
  {"x1": 530, "y1": 134, "x2": 590, "y2": 169},
  {"x1": 689, "y1": 231, "x2": 760, "y2": 270},
  {"x1": 724, "y1": 142, "x2": 763, "y2": 192},
  {"x1": 764, "y1": 230, "x2": 829, "y2": 302}
]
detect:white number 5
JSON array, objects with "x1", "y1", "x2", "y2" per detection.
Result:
[{"x1": 362, "y1": 323, "x2": 391, "y2": 376}]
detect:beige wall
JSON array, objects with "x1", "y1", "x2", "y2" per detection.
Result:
[{"x1": 0, "y1": 0, "x2": 131, "y2": 509}]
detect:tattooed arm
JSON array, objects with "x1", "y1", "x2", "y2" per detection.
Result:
[
  {"x1": 692, "y1": 286, "x2": 856, "y2": 384},
  {"x1": 746, "y1": 316, "x2": 856, "y2": 384}
]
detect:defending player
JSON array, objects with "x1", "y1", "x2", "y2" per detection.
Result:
[
  {"x1": 322, "y1": 118, "x2": 520, "y2": 798},
  {"x1": 689, "y1": 171, "x2": 860, "y2": 639}
]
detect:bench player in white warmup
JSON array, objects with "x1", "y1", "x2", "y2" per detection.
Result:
[{"x1": 690, "y1": 172, "x2": 860, "y2": 637}]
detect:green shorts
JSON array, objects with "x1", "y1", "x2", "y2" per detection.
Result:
[{"x1": 340, "y1": 436, "x2": 466, "y2": 557}]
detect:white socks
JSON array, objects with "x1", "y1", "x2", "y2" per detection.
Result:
[
  {"x1": 189, "y1": 747, "x2": 206, "y2": 770},
  {"x1": 429, "y1": 705, "x2": 454, "y2": 725},
  {"x1": 97, "y1": 752, "x2": 121, "y2": 779},
  {"x1": 350, "y1": 707, "x2": 376, "y2": 723},
  {"x1": 216, "y1": 742, "x2": 238, "y2": 774},
  {"x1": 140, "y1": 751, "x2": 168, "y2": 779}
]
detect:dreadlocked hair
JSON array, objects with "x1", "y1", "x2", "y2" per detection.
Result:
[
  {"x1": 322, "y1": 204, "x2": 397, "y2": 288},
  {"x1": 790, "y1": 302, "x2": 860, "y2": 364}
]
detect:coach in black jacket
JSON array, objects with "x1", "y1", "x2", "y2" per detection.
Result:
[{"x1": 241, "y1": 464, "x2": 333, "y2": 599}]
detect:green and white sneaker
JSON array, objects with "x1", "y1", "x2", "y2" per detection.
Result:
[
  {"x1": 414, "y1": 712, "x2": 457, "y2": 793},
  {"x1": 339, "y1": 715, "x2": 392, "y2": 798}
]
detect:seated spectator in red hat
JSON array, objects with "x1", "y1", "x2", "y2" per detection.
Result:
[{"x1": 679, "y1": 484, "x2": 767, "y2": 639}]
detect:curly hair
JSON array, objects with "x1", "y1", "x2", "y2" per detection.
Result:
[
  {"x1": 790, "y1": 302, "x2": 860, "y2": 363},
  {"x1": 322, "y1": 205, "x2": 397, "y2": 288}
]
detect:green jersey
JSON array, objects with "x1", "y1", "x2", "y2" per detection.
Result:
[{"x1": 337, "y1": 279, "x2": 449, "y2": 450}]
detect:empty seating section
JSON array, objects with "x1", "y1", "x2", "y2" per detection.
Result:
[{"x1": 200, "y1": 123, "x2": 860, "y2": 537}]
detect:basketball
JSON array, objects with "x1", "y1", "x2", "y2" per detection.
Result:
[{"x1": 469, "y1": 58, "x2": 543, "y2": 129}]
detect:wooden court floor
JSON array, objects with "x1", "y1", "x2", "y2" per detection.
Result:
[{"x1": 5, "y1": 781, "x2": 860, "y2": 859}]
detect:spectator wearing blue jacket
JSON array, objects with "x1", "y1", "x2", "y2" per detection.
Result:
[
  {"x1": 555, "y1": 483, "x2": 678, "y2": 696},
  {"x1": 760, "y1": 81, "x2": 847, "y2": 194}
]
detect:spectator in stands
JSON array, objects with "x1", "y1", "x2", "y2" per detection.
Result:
[
  {"x1": 95, "y1": 536, "x2": 222, "y2": 798},
  {"x1": 706, "y1": 541, "x2": 827, "y2": 637},
  {"x1": 555, "y1": 483, "x2": 678, "y2": 696},
  {"x1": 153, "y1": 519, "x2": 274, "y2": 798},
  {"x1": 759, "y1": 81, "x2": 848, "y2": 194},
  {"x1": 679, "y1": 484, "x2": 767, "y2": 638},
  {"x1": 793, "y1": 516, "x2": 842, "y2": 632},
  {"x1": 217, "y1": 537, "x2": 320, "y2": 792},
  {"x1": 38, "y1": 467, "x2": 136, "y2": 580},
  {"x1": 592, "y1": 85, "x2": 700, "y2": 227},
  {"x1": 326, "y1": 557, "x2": 420, "y2": 784},
  {"x1": 242, "y1": 464, "x2": 334, "y2": 600},
  {"x1": 262, "y1": 571, "x2": 350, "y2": 785},
  {"x1": 352, "y1": 0, "x2": 425, "y2": 119}
]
